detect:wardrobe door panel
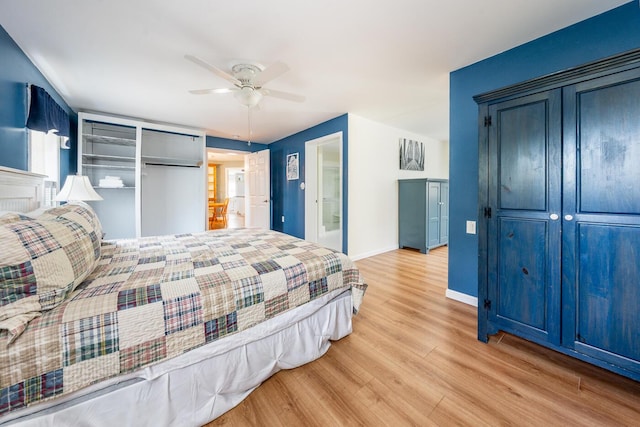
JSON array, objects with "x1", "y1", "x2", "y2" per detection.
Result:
[
  {"x1": 497, "y1": 218, "x2": 548, "y2": 331},
  {"x1": 562, "y1": 68, "x2": 640, "y2": 375},
  {"x1": 576, "y1": 224, "x2": 640, "y2": 363},
  {"x1": 579, "y1": 79, "x2": 640, "y2": 214},
  {"x1": 486, "y1": 89, "x2": 562, "y2": 344},
  {"x1": 498, "y1": 103, "x2": 548, "y2": 211}
]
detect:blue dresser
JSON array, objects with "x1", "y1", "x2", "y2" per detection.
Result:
[{"x1": 398, "y1": 179, "x2": 449, "y2": 254}]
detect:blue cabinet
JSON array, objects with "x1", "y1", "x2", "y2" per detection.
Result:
[
  {"x1": 477, "y1": 49, "x2": 640, "y2": 381},
  {"x1": 398, "y1": 179, "x2": 448, "y2": 253}
]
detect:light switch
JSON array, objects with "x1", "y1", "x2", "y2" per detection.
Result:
[{"x1": 466, "y1": 220, "x2": 476, "y2": 234}]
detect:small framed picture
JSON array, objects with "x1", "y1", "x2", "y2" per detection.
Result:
[
  {"x1": 287, "y1": 153, "x2": 299, "y2": 180},
  {"x1": 399, "y1": 138, "x2": 425, "y2": 171}
]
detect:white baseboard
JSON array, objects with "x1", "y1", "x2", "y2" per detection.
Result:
[
  {"x1": 445, "y1": 289, "x2": 478, "y2": 307},
  {"x1": 349, "y1": 245, "x2": 398, "y2": 261}
]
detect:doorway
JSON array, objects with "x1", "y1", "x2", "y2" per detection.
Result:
[
  {"x1": 305, "y1": 132, "x2": 343, "y2": 252},
  {"x1": 206, "y1": 148, "x2": 246, "y2": 229}
]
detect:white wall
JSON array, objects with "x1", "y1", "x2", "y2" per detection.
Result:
[{"x1": 347, "y1": 114, "x2": 448, "y2": 260}]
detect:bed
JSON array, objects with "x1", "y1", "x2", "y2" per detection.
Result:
[{"x1": 0, "y1": 167, "x2": 367, "y2": 426}]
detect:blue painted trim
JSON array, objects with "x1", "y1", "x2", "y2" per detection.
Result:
[{"x1": 448, "y1": 2, "x2": 640, "y2": 298}]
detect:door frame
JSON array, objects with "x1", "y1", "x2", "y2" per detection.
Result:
[{"x1": 304, "y1": 132, "x2": 343, "y2": 252}]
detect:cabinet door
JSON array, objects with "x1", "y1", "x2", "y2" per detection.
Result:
[
  {"x1": 562, "y1": 68, "x2": 640, "y2": 372},
  {"x1": 486, "y1": 89, "x2": 562, "y2": 344},
  {"x1": 398, "y1": 180, "x2": 427, "y2": 253},
  {"x1": 439, "y1": 182, "x2": 449, "y2": 244},
  {"x1": 427, "y1": 182, "x2": 441, "y2": 248}
]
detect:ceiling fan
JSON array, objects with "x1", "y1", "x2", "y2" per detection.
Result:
[{"x1": 185, "y1": 54, "x2": 305, "y2": 108}]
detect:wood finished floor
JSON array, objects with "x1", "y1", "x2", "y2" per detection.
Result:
[{"x1": 206, "y1": 247, "x2": 640, "y2": 426}]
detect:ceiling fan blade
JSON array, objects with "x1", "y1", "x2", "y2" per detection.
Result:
[
  {"x1": 261, "y1": 88, "x2": 305, "y2": 103},
  {"x1": 254, "y1": 61, "x2": 290, "y2": 86},
  {"x1": 188, "y1": 87, "x2": 238, "y2": 95},
  {"x1": 185, "y1": 54, "x2": 241, "y2": 86}
]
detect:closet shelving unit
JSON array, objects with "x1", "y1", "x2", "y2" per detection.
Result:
[{"x1": 78, "y1": 112, "x2": 206, "y2": 240}]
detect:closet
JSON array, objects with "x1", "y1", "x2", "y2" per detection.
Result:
[
  {"x1": 78, "y1": 112, "x2": 205, "y2": 239},
  {"x1": 476, "y1": 49, "x2": 640, "y2": 381},
  {"x1": 398, "y1": 178, "x2": 449, "y2": 253}
]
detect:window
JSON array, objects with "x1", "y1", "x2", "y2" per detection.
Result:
[{"x1": 29, "y1": 130, "x2": 60, "y2": 207}]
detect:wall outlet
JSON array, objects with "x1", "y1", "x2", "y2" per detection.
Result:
[
  {"x1": 281, "y1": 216, "x2": 285, "y2": 223},
  {"x1": 466, "y1": 220, "x2": 476, "y2": 235}
]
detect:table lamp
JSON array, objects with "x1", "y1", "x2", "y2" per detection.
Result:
[{"x1": 55, "y1": 175, "x2": 103, "y2": 202}]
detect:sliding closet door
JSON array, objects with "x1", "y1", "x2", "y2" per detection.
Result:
[
  {"x1": 486, "y1": 89, "x2": 562, "y2": 344},
  {"x1": 562, "y1": 68, "x2": 640, "y2": 372},
  {"x1": 140, "y1": 129, "x2": 205, "y2": 237}
]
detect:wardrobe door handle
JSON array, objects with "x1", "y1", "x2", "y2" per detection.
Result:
[
  {"x1": 564, "y1": 214, "x2": 574, "y2": 221},
  {"x1": 550, "y1": 213, "x2": 559, "y2": 220}
]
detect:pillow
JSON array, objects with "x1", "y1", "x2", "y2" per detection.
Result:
[{"x1": 0, "y1": 203, "x2": 103, "y2": 343}]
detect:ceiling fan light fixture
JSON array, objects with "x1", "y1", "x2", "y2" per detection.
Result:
[{"x1": 235, "y1": 86, "x2": 263, "y2": 108}]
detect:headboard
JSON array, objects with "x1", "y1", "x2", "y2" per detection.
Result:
[{"x1": 0, "y1": 166, "x2": 46, "y2": 213}]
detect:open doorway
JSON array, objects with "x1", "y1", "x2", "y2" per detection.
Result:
[{"x1": 207, "y1": 148, "x2": 246, "y2": 229}]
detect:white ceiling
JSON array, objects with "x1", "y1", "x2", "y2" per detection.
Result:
[{"x1": 0, "y1": 0, "x2": 630, "y2": 144}]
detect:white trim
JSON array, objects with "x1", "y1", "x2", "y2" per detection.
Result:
[
  {"x1": 305, "y1": 132, "x2": 343, "y2": 252},
  {"x1": 445, "y1": 289, "x2": 478, "y2": 307},
  {"x1": 349, "y1": 245, "x2": 398, "y2": 261}
]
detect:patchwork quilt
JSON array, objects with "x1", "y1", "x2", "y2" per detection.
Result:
[{"x1": 0, "y1": 228, "x2": 366, "y2": 416}]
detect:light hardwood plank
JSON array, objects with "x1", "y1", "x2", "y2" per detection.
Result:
[{"x1": 207, "y1": 247, "x2": 640, "y2": 426}]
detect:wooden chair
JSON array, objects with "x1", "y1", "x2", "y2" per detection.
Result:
[{"x1": 209, "y1": 198, "x2": 229, "y2": 229}]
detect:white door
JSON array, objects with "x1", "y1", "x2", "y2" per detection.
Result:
[
  {"x1": 245, "y1": 149, "x2": 270, "y2": 228},
  {"x1": 305, "y1": 133, "x2": 343, "y2": 252}
]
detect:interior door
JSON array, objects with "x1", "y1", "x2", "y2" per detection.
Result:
[
  {"x1": 486, "y1": 89, "x2": 562, "y2": 345},
  {"x1": 305, "y1": 133, "x2": 343, "y2": 252},
  {"x1": 562, "y1": 68, "x2": 640, "y2": 370},
  {"x1": 245, "y1": 149, "x2": 270, "y2": 229}
]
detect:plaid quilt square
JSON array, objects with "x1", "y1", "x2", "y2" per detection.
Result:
[
  {"x1": 62, "y1": 313, "x2": 119, "y2": 366},
  {"x1": 251, "y1": 260, "x2": 282, "y2": 275},
  {"x1": 163, "y1": 293, "x2": 203, "y2": 335},
  {"x1": 322, "y1": 253, "x2": 343, "y2": 275},
  {"x1": 0, "y1": 383, "x2": 25, "y2": 415},
  {"x1": 283, "y1": 263, "x2": 308, "y2": 291},
  {"x1": 265, "y1": 294, "x2": 289, "y2": 319},
  {"x1": 137, "y1": 255, "x2": 166, "y2": 264},
  {"x1": 309, "y1": 278, "x2": 329, "y2": 300},
  {"x1": 24, "y1": 369, "x2": 63, "y2": 406},
  {"x1": 0, "y1": 263, "x2": 36, "y2": 306},
  {"x1": 193, "y1": 258, "x2": 220, "y2": 269},
  {"x1": 9, "y1": 222, "x2": 61, "y2": 259},
  {"x1": 119, "y1": 337, "x2": 166, "y2": 372},
  {"x1": 204, "y1": 312, "x2": 237, "y2": 343},
  {"x1": 117, "y1": 284, "x2": 162, "y2": 310},
  {"x1": 233, "y1": 276, "x2": 264, "y2": 309}
]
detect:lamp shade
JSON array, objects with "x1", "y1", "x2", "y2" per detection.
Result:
[{"x1": 55, "y1": 175, "x2": 103, "y2": 202}]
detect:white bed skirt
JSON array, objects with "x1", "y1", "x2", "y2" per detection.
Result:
[{"x1": 2, "y1": 290, "x2": 353, "y2": 427}]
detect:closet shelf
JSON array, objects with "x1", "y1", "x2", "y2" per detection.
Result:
[
  {"x1": 82, "y1": 154, "x2": 135, "y2": 162},
  {"x1": 83, "y1": 134, "x2": 136, "y2": 147},
  {"x1": 82, "y1": 164, "x2": 136, "y2": 170},
  {"x1": 142, "y1": 156, "x2": 203, "y2": 168}
]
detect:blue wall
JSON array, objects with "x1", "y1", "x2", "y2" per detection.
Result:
[
  {"x1": 448, "y1": 1, "x2": 640, "y2": 297},
  {"x1": 206, "y1": 136, "x2": 268, "y2": 152},
  {"x1": 0, "y1": 25, "x2": 76, "y2": 179},
  {"x1": 269, "y1": 114, "x2": 348, "y2": 252}
]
